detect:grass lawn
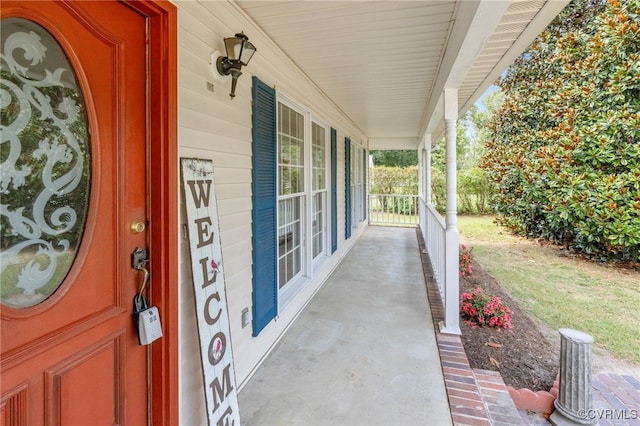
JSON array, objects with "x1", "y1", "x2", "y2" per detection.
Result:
[{"x1": 458, "y1": 215, "x2": 640, "y2": 364}]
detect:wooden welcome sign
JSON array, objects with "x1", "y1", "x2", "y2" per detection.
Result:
[{"x1": 181, "y1": 158, "x2": 240, "y2": 426}]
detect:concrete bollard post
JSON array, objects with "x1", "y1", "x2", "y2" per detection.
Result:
[{"x1": 550, "y1": 328, "x2": 597, "y2": 425}]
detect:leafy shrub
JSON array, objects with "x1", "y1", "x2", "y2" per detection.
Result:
[
  {"x1": 482, "y1": 0, "x2": 640, "y2": 262},
  {"x1": 430, "y1": 167, "x2": 446, "y2": 214},
  {"x1": 458, "y1": 167, "x2": 494, "y2": 214},
  {"x1": 459, "y1": 245, "x2": 474, "y2": 277},
  {"x1": 460, "y1": 287, "x2": 513, "y2": 329}
]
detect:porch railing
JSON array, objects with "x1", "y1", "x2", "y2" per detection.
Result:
[
  {"x1": 369, "y1": 194, "x2": 418, "y2": 227},
  {"x1": 419, "y1": 197, "x2": 461, "y2": 334},
  {"x1": 419, "y1": 197, "x2": 446, "y2": 301}
]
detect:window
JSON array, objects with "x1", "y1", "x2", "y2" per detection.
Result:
[
  {"x1": 1, "y1": 18, "x2": 91, "y2": 308},
  {"x1": 277, "y1": 100, "x2": 330, "y2": 304},
  {"x1": 351, "y1": 144, "x2": 367, "y2": 226},
  {"x1": 311, "y1": 122, "x2": 327, "y2": 261},
  {"x1": 278, "y1": 102, "x2": 305, "y2": 289},
  {"x1": 358, "y1": 145, "x2": 367, "y2": 222}
]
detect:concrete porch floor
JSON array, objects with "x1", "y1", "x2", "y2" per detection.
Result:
[{"x1": 238, "y1": 226, "x2": 453, "y2": 425}]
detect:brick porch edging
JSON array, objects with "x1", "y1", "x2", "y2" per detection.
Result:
[{"x1": 416, "y1": 228, "x2": 522, "y2": 425}]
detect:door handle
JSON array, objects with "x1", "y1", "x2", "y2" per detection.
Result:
[
  {"x1": 130, "y1": 247, "x2": 162, "y2": 345},
  {"x1": 131, "y1": 247, "x2": 149, "y2": 295}
]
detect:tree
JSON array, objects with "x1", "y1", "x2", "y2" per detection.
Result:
[
  {"x1": 371, "y1": 150, "x2": 418, "y2": 167},
  {"x1": 465, "y1": 90, "x2": 505, "y2": 167},
  {"x1": 482, "y1": 0, "x2": 639, "y2": 262},
  {"x1": 431, "y1": 115, "x2": 471, "y2": 171},
  {"x1": 369, "y1": 166, "x2": 417, "y2": 195},
  {"x1": 429, "y1": 96, "x2": 499, "y2": 214}
]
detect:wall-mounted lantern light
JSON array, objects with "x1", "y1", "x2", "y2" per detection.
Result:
[{"x1": 215, "y1": 32, "x2": 256, "y2": 99}]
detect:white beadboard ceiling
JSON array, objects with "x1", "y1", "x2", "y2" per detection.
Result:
[{"x1": 235, "y1": 0, "x2": 568, "y2": 148}]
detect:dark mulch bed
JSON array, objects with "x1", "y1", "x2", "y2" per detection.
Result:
[{"x1": 459, "y1": 261, "x2": 559, "y2": 392}]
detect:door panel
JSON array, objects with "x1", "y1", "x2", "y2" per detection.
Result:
[
  {"x1": 1, "y1": 1, "x2": 148, "y2": 424},
  {"x1": 44, "y1": 332, "x2": 123, "y2": 426}
]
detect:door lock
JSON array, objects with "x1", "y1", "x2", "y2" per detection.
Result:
[
  {"x1": 131, "y1": 220, "x2": 146, "y2": 234},
  {"x1": 131, "y1": 247, "x2": 148, "y2": 270}
]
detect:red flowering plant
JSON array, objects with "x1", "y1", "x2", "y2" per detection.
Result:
[
  {"x1": 459, "y1": 245, "x2": 474, "y2": 277},
  {"x1": 460, "y1": 287, "x2": 513, "y2": 330}
]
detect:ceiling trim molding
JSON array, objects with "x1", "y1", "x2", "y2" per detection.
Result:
[
  {"x1": 369, "y1": 137, "x2": 419, "y2": 151},
  {"x1": 419, "y1": 0, "x2": 509, "y2": 137},
  {"x1": 459, "y1": 0, "x2": 571, "y2": 114}
]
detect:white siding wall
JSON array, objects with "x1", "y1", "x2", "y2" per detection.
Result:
[{"x1": 174, "y1": 2, "x2": 368, "y2": 424}]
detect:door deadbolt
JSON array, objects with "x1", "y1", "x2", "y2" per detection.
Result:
[
  {"x1": 131, "y1": 221, "x2": 146, "y2": 234},
  {"x1": 131, "y1": 247, "x2": 149, "y2": 270}
]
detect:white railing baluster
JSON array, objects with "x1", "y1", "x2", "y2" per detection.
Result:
[{"x1": 368, "y1": 194, "x2": 419, "y2": 227}]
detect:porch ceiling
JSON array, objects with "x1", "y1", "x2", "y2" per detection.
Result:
[{"x1": 234, "y1": 0, "x2": 568, "y2": 149}]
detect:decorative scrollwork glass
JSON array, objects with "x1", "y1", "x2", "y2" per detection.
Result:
[{"x1": 1, "y1": 18, "x2": 91, "y2": 308}]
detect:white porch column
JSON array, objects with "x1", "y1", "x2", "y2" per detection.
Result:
[
  {"x1": 440, "y1": 88, "x2": 461, "y2": 335},
  {"x1": 418, "y1": 142, "x2": 424, "y2": 203},
  {"x1": 424, "y1": 134, "x2": 432, "y2": 205}
]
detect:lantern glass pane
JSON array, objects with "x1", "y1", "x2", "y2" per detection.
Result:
[
  {"x1": 224, "y1": 37, "x2": 243, "y2": 61},
  {"x1": 239, "y1": 41, "x2": 256, "y2": 65}
]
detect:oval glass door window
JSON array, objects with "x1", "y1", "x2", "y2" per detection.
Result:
[{"x1": 1, "y1": 18, "x2": 91, "y2": 309}]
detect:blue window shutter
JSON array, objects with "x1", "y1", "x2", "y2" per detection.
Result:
[
  {"x1": 345, "y1": 137, "x2": 352, "y2": 240},
  {"x1": 251, "y1": 77, "x2": 277, "y2": 336},
  {"x1": 330, "y1": 128, "x2": 338, "y2": 253}
]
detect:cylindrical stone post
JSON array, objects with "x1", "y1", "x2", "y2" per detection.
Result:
[{"x1": 551, "y1": 328, "x2": 597, "y2": 425}]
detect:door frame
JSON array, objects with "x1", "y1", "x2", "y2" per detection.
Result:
[{"x1": 122, "y1": 1, "x2": 178, "y2": 424}]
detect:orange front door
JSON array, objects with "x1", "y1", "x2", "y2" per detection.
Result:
[{"x1": 1, "y1": 1, "x2": 150, "y2": 424}]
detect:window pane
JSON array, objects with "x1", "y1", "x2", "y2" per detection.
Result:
[
  {"x1": 317, "y1": 169, "x2": 324, "y2": 190},
  {"x1": 278, "y1": 102, "x2": 304, "y2": 197},
  {"x1": 297, "y1": 140, "x2": 305, "y2": 166},
  {"x1": 296, "y1": 114, "x2": 304, "y2": 139},
  {"x1": 289, "y1": 108, "x2": 296, "y2": 136},
  {"x1": 311, "y1": 123, "x2": 325, "y2": 191},
  {"x1": 1, "y1": 18, "x2": 91, "y2": 308},
  {"x1": 292, "y1": 247, "x2": 300, "y2": 277},
  {"x1": 280, "y1": 136, "x2": 290, "y2": 163},
  {"x1": 277, "y1": 196, "x2": 303, "y2": 288},
  {"x1": 312, "y1": 192, "x2": 325, "y2": 259},
  {"x1": 280, "y1": 103, "x2": 289, "y2": 134}
]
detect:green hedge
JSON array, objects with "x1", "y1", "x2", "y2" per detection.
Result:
[{"x1": 371, "y1": 166, "x2": 494, "y2": 215}]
